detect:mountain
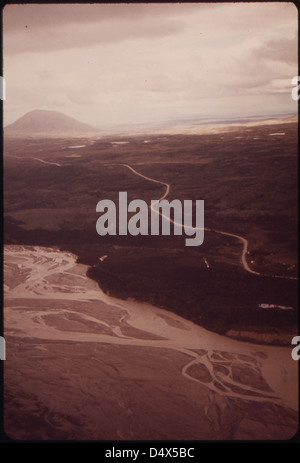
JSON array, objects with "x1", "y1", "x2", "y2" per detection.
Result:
[{"x1": 5, "y1": 110, "x2": 98, "y2": 135}]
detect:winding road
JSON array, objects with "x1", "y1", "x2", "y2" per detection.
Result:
[
  {"x1": 116, "y1": 163, "x2": 297, "y2": 280},
  {"x1": 5, "y1": 152, "x2": 296, "y2": 279},
  {"x1": 15, "y1": 152, "x2": 293, "y2": 279},
  {"x1": 5, "y1": 154, "x2": 61, "y2": 167},
  {"x1": 115, "y1": 163, "x2": 259, "y2": 276}
]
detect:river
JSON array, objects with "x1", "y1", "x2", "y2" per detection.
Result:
[{"x1": 3, "y1": 245, "x2": 298, "y2": 440}]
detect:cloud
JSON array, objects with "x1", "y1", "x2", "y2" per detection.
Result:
[
  {"x1": 253, "y1": 36, "x2": 298, "y2": 65},
  {"x1": 3, "y1": 3, "x2": 205, "y2": 53},
  {"x1": 3, "y1": 3, "x2": 217, "y2": 32},
  {"x1": 3, "y1": 3, "x2": 298, "y2": 127},
  {"x1": 3, "y1": 4, "x2": 164, "y2": 32},
  {"x1": 4, "y1": 17, "x2": 185, "y2": 54}
]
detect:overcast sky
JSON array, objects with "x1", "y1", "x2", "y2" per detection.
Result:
[{"x1": 3, "y1": 2, "x2": 298, "y2": 128}]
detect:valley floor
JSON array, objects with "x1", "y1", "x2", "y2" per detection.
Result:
[{"x1": 3, "y1": 245, "x2": 298, "y2": 441}]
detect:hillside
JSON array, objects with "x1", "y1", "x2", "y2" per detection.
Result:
[{"x1": 5, "y1": 109, "x2": 98, "y2": 135}]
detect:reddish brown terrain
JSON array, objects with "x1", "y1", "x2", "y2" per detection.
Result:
[
  {"x1": 3, "y1": 115, "x2": 298, "y2": 441},
  {"x1": 4, "y1": 245, "x2": 298, "y2": 440}
]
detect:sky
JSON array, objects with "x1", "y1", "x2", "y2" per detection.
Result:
[{"x1": 3, "y1": 2, "x2": 298, "y2": 128}]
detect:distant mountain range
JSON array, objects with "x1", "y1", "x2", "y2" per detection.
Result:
[{"x1": 5, "y1": 110, "x2": 98, "y2": 135}]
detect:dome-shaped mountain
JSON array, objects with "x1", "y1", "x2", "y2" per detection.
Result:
[{"x1": 5, "y1": 110, "x2": 97, "y2": 135}]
